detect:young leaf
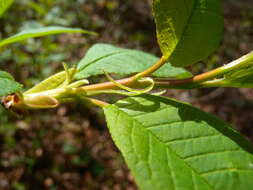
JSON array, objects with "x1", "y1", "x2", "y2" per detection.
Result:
[
  {"x1": 104, "y1": 95, "x2": 253, "y2": 190},
  {"x1": 222, "y1": 70, "x2": 253, "y2": 88},
  {"x1": 75, "y1": 43, "x2": 192, "y2": 79},
  {"x1": 203, "y1": 67, "x2": 253, "y2": 88},
  {"x1": 0, "y1": 0, "x2": 14, "y2": 17},
  {"x1": 153, "y1": 0, "x2": 223, "y2": 67},
  {"x1": 0, "y1": 26, "x2": 96, "y2": 48},
  {"x1": 217, "y1": 52, "x2": 253, "y2": 88},
  {"x1": 0, "y1": 70, "x2": 22, "y2": 97},
  {"x1": 24, "y1": 68, "x2": 76, "y2": 95},
  {"x1": 199, "y1": 52, "x2": 253, "y2": 88}
]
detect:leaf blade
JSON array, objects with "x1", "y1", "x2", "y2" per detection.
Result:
[
  {"x1": 153, "y1": 0, "x2": 223, "y2": 67},
  {"x1": 24, "y1": 68, "x2": 76, "y2": 95},
  {"x1": 0, "y1": 70, "x2": 22, "y2": 97},
  {"x1": 104, "y1": 95, "x2": 253, "y2": 190},
  {"x1": 0, "y1": 26, "x2": 96, "y2": 48},
  {"x1": 75, "y1": 43, "x2": 192, "y2": 79},
  {"x1": 0, "y1": 0, "x2": 14, "y2": 17}
]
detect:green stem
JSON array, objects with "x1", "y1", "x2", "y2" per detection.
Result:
[
  {"x1": 79, "y1": 97, "x2": 109, "y2": 107},
  {"x1": 8, "y1": 52, "x2": 253, "y2": 110},
  {"x1": 78, "y1": 56, "x2": 167, "y2": 92},
  {"x1": 14, "y1": 57, "x2": 167, "y2": 109},
  {"x1": 194, "y1": 51, "x2": 253, "y2": 83},
  {"x1": 155, "y1": 51, "x2": 253, "y2": 89},
  {"x1": 134, "y1": 56, "x2": 167, "y2": 79}
]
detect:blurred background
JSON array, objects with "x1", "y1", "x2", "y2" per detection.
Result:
[{"x1": 0, "y1": 0, "x2": 252, "y2": 189}]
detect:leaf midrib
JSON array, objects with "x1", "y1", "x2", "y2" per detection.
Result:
[
  {"x1": 171, "y1": 0, "x2": 198, "y2": 57},
  {"x1": 77, "y1": 50, "x2": 126, "y2": 72}
]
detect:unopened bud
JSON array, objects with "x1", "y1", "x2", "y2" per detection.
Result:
[{"x1": 24, "y1": 95, "x2": 59, "y2": 109}]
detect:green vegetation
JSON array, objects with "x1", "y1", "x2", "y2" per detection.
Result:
[
  {"x1": 105, "y1": 95, "x2": 253, "y2": 190},
  {"x1": 1, "y1": 0, "x2": 253, "y2": 189}
]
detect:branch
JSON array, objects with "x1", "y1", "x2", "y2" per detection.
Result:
[
  {"x1": 78, "y1": 56, "x2": 167, "y2": 92},
  {"x1": 155, "y1": 51, "x2": 253, "y2": 89}
]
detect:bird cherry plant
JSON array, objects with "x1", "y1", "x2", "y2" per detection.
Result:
[{"x1": 1, "y1": 0, "x2": 253, "y2": 189}]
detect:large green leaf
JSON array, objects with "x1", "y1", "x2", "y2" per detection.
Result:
[
  {"x1": 0, "y1": 0, "x2": 14, "y2": 17},
  {"x1": 0, "y1": 70, "x2": 22, "y2": 97},
  {"x1": 104, "y1": 95, "x2": 253, "y2": 190},
  {"x1": 0, "y1": 26, "x2": 95, "y2": 48},
  {"x1": 153, "y1": 0, "x2": 223, "y2": 67},
  {"x1": 75, "y1": 43, "x2": 192, "y2": 79}
]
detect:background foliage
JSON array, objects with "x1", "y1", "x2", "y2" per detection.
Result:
[{"x1": 0, "y1": 0, "x2": 253, "y2": 189}]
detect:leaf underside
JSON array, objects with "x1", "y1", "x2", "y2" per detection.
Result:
[
  {"x1": 0, "y1": 71, "x2": 22, "y2": 97},
  {"x1": 75, "y1": 43, "x2": 192, "y2": 79},
  {"x1": 153, "y1": 0, "x2": 223, "y2": 67},
  {"x1": 104, "y1": 95, "x2": 253, "y2": 190}
]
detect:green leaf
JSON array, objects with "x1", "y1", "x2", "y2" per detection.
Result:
[
  {"x1": 216, "y1": 52, "x2": 253, "y2": 88},
  {"x1": 223, "y1": 72, "x2": 253, "y2": 88},
  {"x1": 24, "y1": 68, "x2": 76, "y2": 95},
  {"x1": 104, "y1": 95, "x2": 253, "y2": 190},
  {"x1": 75, "y1": 43, "x2": 192, "y2": 79},
  {"x1": 0, "y1": 70, "x2": 22, "y2": 97},
  {"x1": 199, "y1": 52, "x2": 253, "y2": 88},
  {"x1": 208, "y1": 68, "x2": 253, "y2": 88},
  {"x1": 0, "y1": 26, "x2": 96, "y2": 48},
  {"x1": 0, "y1": 0, "x2": 14, "y2": 17},
  {"x1": 0, "y1": 70, "x2": 14, "y2": 80},
  {"x1": 153, "y1": 0, "x2": 223, "y2": 67}
]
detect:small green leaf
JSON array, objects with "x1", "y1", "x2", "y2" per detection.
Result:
[
  {"x1": 75, "y1": 43, "x2": 192, "y2": 79},
  {"x1": 200, "y1": 52, "x2": 253, "y2": 88},
  {"x1": 24, "y1": 68, "x2": 76, "y2": 95},
  {"x1": 0, "y1": 26, "x2": 96, "y2": 48},
  {"x1": 0, "y1": 70, "x2": 22, "y2": 97},
  {"x1": 224, "y1": 72, "x2": 253, "y2": 88},
  {"x1": 216, "y1": 52, "x2": 253, "y2": 88},
  {"x1": 153, "y1": 0, "x2": 223, "y2": 67},
  {"x1": 0, "y1": 70, "x2": 14, "y2": 80},
  {"x1": 0, "y1": 0, "x2": 14, "y2": 17},
  {"x1": 211, "y1": 68, "x2": 253, "y2": 88},
  {"x1": 104, "y1": 95, "x2": 253, "y2": 190}
]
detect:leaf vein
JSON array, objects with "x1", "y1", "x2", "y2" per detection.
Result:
[
  {"x1": 133, "y1": 106, "x2": 174, "y2": 118},
  {"x1": 165, "y1": 133, "x2": 220, "y2": 144},
  {"x1": 78, "y1": 50, "x2": 126, "y2": 71},
  {"x1": 201, "y1": 167, "x2": 253, "y2": 176},
  {"x1": 183, "y1": 148, "x2": 242, "y2": 160},
  {"x1": 146, "y1": 121, "x2": 184, "y2": 129},
  {"x1": 166, "y1": 149, "x2": 176, "y2": 190}
]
